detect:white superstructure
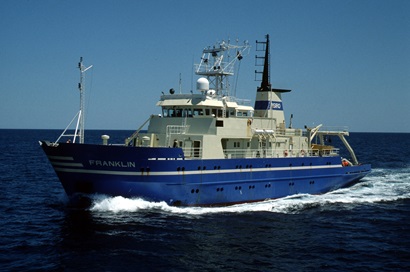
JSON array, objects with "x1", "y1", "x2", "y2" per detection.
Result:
[{"x1": 127, "y1": 36, "x2": 357, "y2": 163}]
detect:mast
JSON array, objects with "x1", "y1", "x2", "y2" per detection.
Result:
[
  {"x1": 257, "y1": 34, "x2": 271, "y2": 92},
  {"x1": 77, "y1": 57, "x2": 93, "y2": 144},
  {"x1": 53, "y1": 58, "x2": 93, "y2": 144},
  {"x1": 195, "y1": 40, "x2": 250, "y2": 96},
  {"x1": 255, "y1": 35, "x2": 290, "y2": 93}
]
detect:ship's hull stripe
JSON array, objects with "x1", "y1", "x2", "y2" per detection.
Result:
[
  {"x1": 48, "y1": 156, "x2": 74, "y2": 161},
  {"x1": 53, "y1": 164, "x2": 342, "y2": 176},
  {"x1": 51, "y1": 162, "x2": 84, "y2": 167}
]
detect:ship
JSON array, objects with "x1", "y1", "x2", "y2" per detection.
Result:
[{"x1": 40, "y1": 35, "x2": 371, "y2": 206}]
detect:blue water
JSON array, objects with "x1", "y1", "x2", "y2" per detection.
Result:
[{"x1": 1, "y1": 129, "x2": 409, "y2": 271}]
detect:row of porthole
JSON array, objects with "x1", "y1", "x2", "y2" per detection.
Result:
[
  {"x1": 190, "y1": 184, "x2": 275, "y2": 194},
  {"x1": 149, "y1": 162, "x2": 334, "y2": 173},
  {"x1": 140, "y1": 167, "x2": 150, "y2": 173},
  {"x1": 189, "y1": 165, "x2": 255, "y2": 171},
  {"x1": 196, "y1": 166, "x2": 221, "y2": 170},
  {"x1": 191, "y1": 181, "x2": 315, "y2": 193},
  {"x1": 289, "y1": 181, "x2": 315, "y2": 186},
  {"x1": 235, "y1": 165, "x2": 253, "y2": 169}
]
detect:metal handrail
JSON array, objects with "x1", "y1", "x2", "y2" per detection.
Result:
[
  {"x1": 177, "y1": 147, "x2": 339, "y2": 159},
  {"x1": 222, "y1": 148, "x2": 339, "y2": 159},
  {"x1": 126, "y1": 115, "x2": 154, "y2": 146}
]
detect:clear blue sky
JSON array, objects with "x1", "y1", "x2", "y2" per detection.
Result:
[{"x1": 1, "y1": 0, "x2": 409, "y2": 132}]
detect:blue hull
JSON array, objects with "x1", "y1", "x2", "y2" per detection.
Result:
[{"x1": 41, "y1": 142, "x2": 371, "y2": 206}]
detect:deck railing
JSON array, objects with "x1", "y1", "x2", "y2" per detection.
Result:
[
  {"x1": 222, "y1": 148, "x2": 339, "y2": 159},
  {"x1": 181, "y1": 147, "x2": 339, "y2": 159}
]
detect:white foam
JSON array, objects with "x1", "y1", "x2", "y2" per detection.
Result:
[{"x1": 89, "y1": 168, "x2": 410, "y2": 216}]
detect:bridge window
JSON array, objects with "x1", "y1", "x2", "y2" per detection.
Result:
[{"x1": 193, "y1": 108, "x2": 203, "y2": 116}]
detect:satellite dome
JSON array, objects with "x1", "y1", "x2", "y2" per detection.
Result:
[{"x1": 196, "y1": 77, "x2": 209, "y2": 92}]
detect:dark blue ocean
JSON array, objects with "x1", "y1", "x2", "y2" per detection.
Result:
[{"x1": 1, "y1": 129, "x2": 409, "y2": 271}]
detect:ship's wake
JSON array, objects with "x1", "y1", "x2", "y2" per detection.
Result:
[{"x1": 89, "y1": 168, "x2": 410, "y2": 216}]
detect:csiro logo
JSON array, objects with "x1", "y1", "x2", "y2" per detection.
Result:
[{"x1": 270, "y1": 102, "x2": 282, "y2": 110}]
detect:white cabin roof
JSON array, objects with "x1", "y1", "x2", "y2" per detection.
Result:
[{"x1": 156, "y1": 94, "x2": 253, "y2": 110}]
